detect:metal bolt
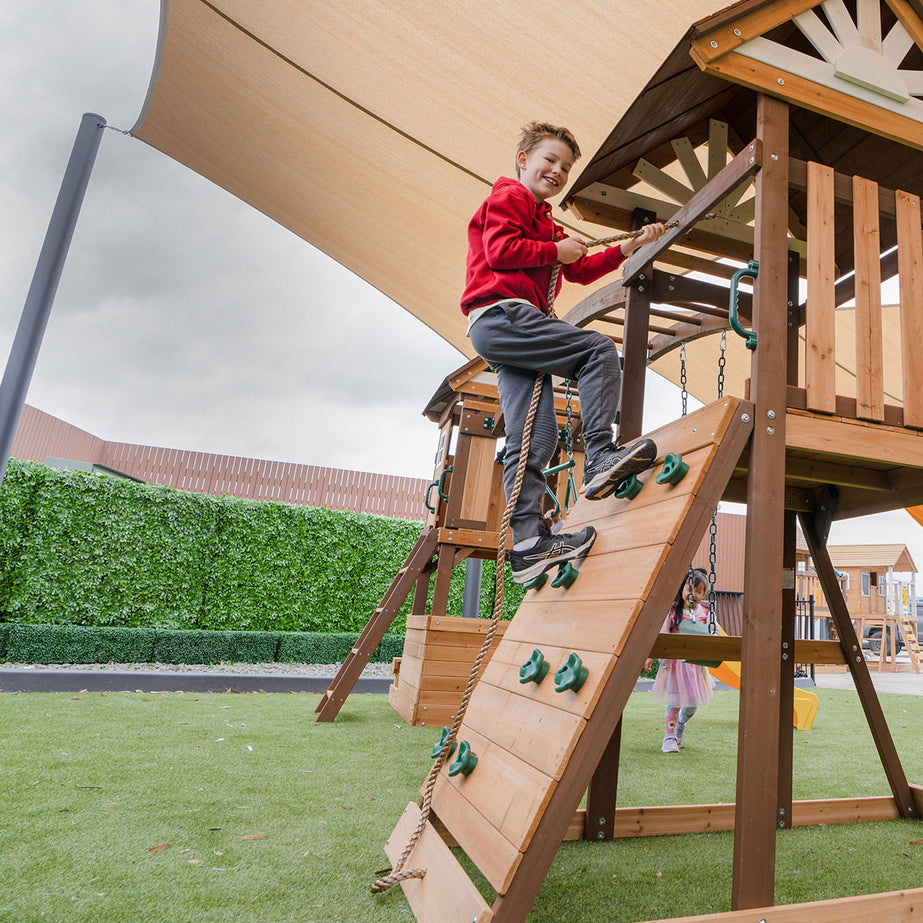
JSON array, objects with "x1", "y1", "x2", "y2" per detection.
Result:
[
  {"x1": 782, "y1": 653, "x2": 788, "y2": 660},
  {"x1": 767, "y1": 410, "x2": 776, "y2": 419},
  {"x1": 777, "y1": 77, "x2": 785, "y2": 85},
  {"x1": 771, "y1": 153, "x2": 779, "y2": 160},
  {"x1": 711, "y1": 40, "x2": 718, "y2": 47},
  {"x1": 782, "y1": 642, "x2": 789, "y2": 649},
  {"x1": 597, "y1": 831, "x2": 606, "y2": 840},
  {"x1": 767, "y1": 426, "x2": 774, "y2": 434},
  {"x1": 599, "y1": 817, "x2": 607, "y2": 825},
  {"x1": 638, "y1": 285, "x2": 645, "y2": 292},
  {"x1": 741, "y1": 413, "x2": 750, "y2": 423},
  {"x1": 734, "y1": 28, "x2": 741, "y2": 36}
]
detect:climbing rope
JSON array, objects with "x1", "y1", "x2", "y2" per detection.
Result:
[{"x1": 371, "y1": 217, "x2": 690, "y2": 894}]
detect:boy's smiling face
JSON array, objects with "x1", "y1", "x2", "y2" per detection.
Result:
[{"x1": 517, "y1": 138, "x2": 574, "y2": 203}]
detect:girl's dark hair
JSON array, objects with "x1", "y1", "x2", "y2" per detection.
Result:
[{"x1": 668, "y1": 567, "x2": 709, "y2": 632}]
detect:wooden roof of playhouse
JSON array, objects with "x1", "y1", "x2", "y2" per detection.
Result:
[
  {"x1": 563, "y1": 0, "x2": 923, "y2": 407},
  {"x1": 826, "y1": 542, "x2": 918, "y2": 571}
]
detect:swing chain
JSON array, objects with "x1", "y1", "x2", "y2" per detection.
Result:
[
  {"x1": 679, "y1": 342, "x2": 688, "y2": 417},
  {"x1": 563, "y1": 380, "x2": 574, "y2": 459},
  {"x1": 716, "y1": 329, "x2": 727, "y2": 400}
]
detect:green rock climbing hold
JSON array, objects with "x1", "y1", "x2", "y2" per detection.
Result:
[
  {"x1": 656, "y1": 452, "x2": 689, "y2": 485},
  {"x1": 551, "y1": 560, "x2": 579, "y2": 589},
  {"x1": 519, "y1": 649, "x2": 550, "y2": 685},
  {"x1": 431, "y1": 725, "x2": 458, "y2": 760},
  {"x1": 448, "y1": 740, "x2": 478, "y2": 777},
  {"x1": 615, "y1": 473, "x2": 643, "y2": 500},
  {"x1": 554, "y1": 652, "x2": 589, "y2": 693}
]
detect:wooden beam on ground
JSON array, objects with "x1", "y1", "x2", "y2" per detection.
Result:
[
  {"x1": 621, "y1": 142, "x2": 763, "y2": 285},
  {"x1": 648, "y1": 887, "x2": 923, "y2": 922},
  {"x1": 733, "y1": 93, "x2": 789, "y2": 912}
]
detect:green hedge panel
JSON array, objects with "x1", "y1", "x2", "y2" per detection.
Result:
[
  {"x1": 0, "y1": 460, "x2": 520, "y2": 647},
  {"x1": 1, "y1": 623, "x2": 404, "y2": 665}
]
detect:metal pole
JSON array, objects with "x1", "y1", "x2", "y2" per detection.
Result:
[
  {"x1": 0, "y1": 112, "x2": 107, "y2": 486},
  {"x1": 462, "y1": 558, "x2": 483, "y2": 618}
]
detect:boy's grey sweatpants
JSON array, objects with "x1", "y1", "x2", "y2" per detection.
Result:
[{"x1": 469, "y1": 300, "x2": 622, "y2": 543}]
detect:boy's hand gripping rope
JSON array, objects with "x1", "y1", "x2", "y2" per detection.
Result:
[{"x1": 371, "y1": 219, "x2": 685, "y2": 895}]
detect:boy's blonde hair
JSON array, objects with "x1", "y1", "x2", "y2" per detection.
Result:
[{"x1": 516, "y1": 121, "x2": 581, "y2": 176}]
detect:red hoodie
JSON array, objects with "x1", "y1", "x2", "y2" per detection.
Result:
[{"x1": 460, "y1": 176, "x2": 627, "y2": 316}]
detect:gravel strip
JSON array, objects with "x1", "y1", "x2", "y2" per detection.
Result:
[{"x1": 0, "y1": 661, "x2": 394, "y2": 678}]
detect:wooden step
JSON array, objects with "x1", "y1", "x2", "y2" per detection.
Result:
[{"x1": 384, "y1": 802, "x2": 493, "y2": 923}]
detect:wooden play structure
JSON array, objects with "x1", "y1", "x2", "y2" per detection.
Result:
[
  {"x1": 316, "y1": 361, "x2": 583, "y2": 724},
  {"x1": 376, "y1": 2, "x2": 923, "y2": 920}
]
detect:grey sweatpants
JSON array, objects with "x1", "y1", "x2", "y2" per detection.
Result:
[{"x1": 469, "y1": 300, "x2": 622, "y2": 543}]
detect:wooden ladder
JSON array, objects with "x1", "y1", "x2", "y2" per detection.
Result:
[
  {"x1": 898, "y1": 614, "x2": 921, "y2": 672},
  {"x1": 315, "y1": 526, "x2": 439, "y2": 722}
]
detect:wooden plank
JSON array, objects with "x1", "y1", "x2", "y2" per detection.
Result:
[
  {"x1": 383, "y1": 802, "x2": 493, "y2": 923},
  {"x1": 427, "y1": 773, "x2": 522, "y2": 895},
  {"x1": 806, "y1": 162, "x2": 836, "y2": 414},
  {"x1": 853, "y1": 175, "x2": 885, "y2": 421},
  {"x1": 653, "y1": 888, "x2": 923, "y2": 922},
  {"x1": 388, "y1": 682, "x2": 417, "y2": 724},
  {"x1": 897, "y1": 189, "x2": 923, "y2": 428},
  {"x1": 785, "y1": 410, "x2": 923, "y2": 467},
  {"x1": 478, "y1": 639, "x2": 618, "y2": 720},
  {"x1": 457, "y1": 674, "x2": 588, "y2": 779},
  {"x1": 701, "y1": 51, "x2": 923, "y2": 151},
  {"x1": 690, "y1": 0, "x2": 819, "y2": 65},
  {"x1": 504, "y1": 597, "x2": 643, "y2": 654},
  {"x1": 432, "y1": 724, "x2": 556, "y2": 853},
  {"x1": 790, "y1": 795, "x2": 900, "y2": 825}
]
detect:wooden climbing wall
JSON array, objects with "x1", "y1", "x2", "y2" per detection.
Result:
[{"x1": 385, "y1": 397, "x2": 754, "y2": 922}]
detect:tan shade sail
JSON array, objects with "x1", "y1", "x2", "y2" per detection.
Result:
[{"x1": 131, "y1": 0, "x2": 725, "y2": 356}]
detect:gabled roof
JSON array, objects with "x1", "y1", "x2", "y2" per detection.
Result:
[{"x1": 827, "y1": 543, "x2": 918, "y2": 572}]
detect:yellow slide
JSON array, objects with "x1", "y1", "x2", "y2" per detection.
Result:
[{"x1": 708, "y1": 627, "x2": 819, "y2": 730}]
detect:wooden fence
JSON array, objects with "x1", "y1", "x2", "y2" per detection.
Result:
[{"x1": 10, "y1": 404, "x2": 429, "y2": 520}]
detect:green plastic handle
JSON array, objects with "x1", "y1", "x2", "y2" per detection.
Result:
[
  {"x1": 729, "y1": 259, "x2": 759, "y2": 350},
  {"x1": 424, "y1": 480, "x2": 439, "y2": 513},
  {"x1": 437, "y1": 465, "x2": 453, "y2": 501}
]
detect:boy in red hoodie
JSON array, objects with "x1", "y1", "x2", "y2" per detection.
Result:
[{"x1": 462, "y1": 121, "x2": 665, "y2": 584}]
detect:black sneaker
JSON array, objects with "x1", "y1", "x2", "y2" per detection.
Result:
[
  {"x1": 582, "y1": 438, "x2": 658, "y2": 500},
  {"x1": 509, "y1": 522, "x2": 597, "y2": 585}
]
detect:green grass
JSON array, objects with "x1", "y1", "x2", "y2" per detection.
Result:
[{"x1": 0, "y1": 688, "x2": 920, "y2": 922}]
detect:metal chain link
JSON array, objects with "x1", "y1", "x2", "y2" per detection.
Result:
[
  {"x1": 717, "y1": 329, "x2": 727, "y2": 400},
  {"x1": 679, "y1": 342, "x2": 688, "y2": 417}
]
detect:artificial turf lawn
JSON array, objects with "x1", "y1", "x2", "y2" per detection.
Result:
[{"x1": 0, "y1": 687, "x2": 920, "y2": 921}]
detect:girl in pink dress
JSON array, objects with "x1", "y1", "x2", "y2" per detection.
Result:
[{"x1": 651, "y1": 567, "x2": 714, "y2": 753}]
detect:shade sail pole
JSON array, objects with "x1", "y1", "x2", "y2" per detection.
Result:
[{"x1": 0, "y1": 112, "x2": 106, "y2": 486}]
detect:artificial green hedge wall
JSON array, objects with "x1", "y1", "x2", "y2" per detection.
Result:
[
  {"x1": 0, "y1": 460, "x2": 524, "y2": 635},
  {"x1": 0, "y1": 623, "x2": 404, "y2": 665}
]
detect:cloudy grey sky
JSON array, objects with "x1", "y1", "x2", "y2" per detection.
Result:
[
  {"x1": 0, "y1": 0, "x2": 465, "y2": 480},
  {"x1": 2, "y1": 2, "x2": 922, "y2": 571}
]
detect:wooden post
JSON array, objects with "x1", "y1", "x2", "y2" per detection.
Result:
[
  {"x1": 732, "y1": 93, "x2": 790, "y2": 910},
  {"x1": 617, "y1": 207, "x2": 655, "y2": 443}
]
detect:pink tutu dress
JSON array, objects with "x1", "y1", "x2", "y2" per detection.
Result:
[{"x1": 652, "y1": 601, "x2": 715, "y2": 709}]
